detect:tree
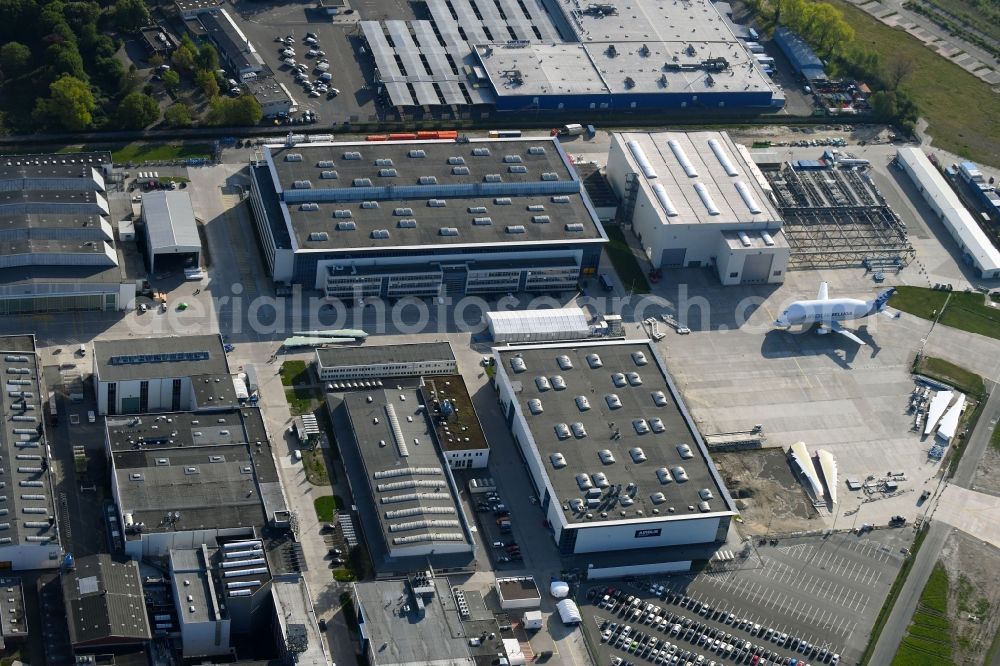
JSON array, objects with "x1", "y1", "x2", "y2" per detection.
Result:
[
  {"x1": 885, "y1": 54, "x2": 915, "y2": 89},
  {"x1": 195, "y1": 44, "x2": 218, "y2": 72},
  {"x1": 148, "y1": 53, "x2": 164, "y2": 68},
  {"x1": 45, "y1": 42, "x2": 86, "y2": 80},
  {"x1": 0, "y1": 42, "x2": 31, "y2": 78},
  {"x1": 870, "y1": 90, "x2": 898, "y2": 122},
  {"x1": 171, "y1": 43, "x2": 196, "y2": 74},
  {"x1": 208, "y1": 94, "x2": 262, "y2": 126},
  {"x1": 116, "y1": 91, "x2": 159, "y2": 128},
  {"x1": 195, "y1": 68, "x2": 219, "y2": 98},
  {"x1": 113, "y1": 0, "x2": 149, "y2": 32},
  {"x1": 162, "y1": 68, "x2": 180, "y2": 94},
  {"x1": 164, "y1": 102, "x2": 192, "y2": 127},
  {"x1": 34, "y1": 74, "x2": 95, "y2": 131},
  {"x1": 94, "y1": 55, "x2": 126, "y2": 92}
]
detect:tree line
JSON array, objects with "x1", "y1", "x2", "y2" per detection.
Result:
[{"x1": 0, "y1": 0, "x2": 262, "y2": 134}]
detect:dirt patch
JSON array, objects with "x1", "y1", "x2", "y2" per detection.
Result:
[
  {"x1": 938, "y1": 530, "x2": 1000, "y2": 665},
  {"x1": 714, "y1": 448, "x2": 820, "y2": 535}
]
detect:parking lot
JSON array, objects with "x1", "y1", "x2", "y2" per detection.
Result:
[
  {"x1": 233, "y1": 2, "x2": 381, "y2": 123},
  {"x1": 581, "y1": 530, "x2": 910, "y2": 666}
]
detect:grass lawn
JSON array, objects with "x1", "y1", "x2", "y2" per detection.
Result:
[
  {"x1": 111, "y1": 142, "x2": 213, "y2": 164},
  {"x1": 915, "y1": 355, "x2": 985, "y2": 398},
  {"x1": 891, "y1": 286, "x2": 1000, "y2": 341},
  {"x1": 285, "y1": 387, "x2": 319, "y2": 416},
  {"x1": 991, "y1": 421, "x2": 1000, "y2": 451},
  {"x1": 302, "y1": 448, "x2": 330, "y2": 485},
  {"x1": 280, "y1": 360, "x2": 310, "y2": 387},
  {"x1": 891, "y1": 562, "x2": 953, "y2": 665},
  {"x1": 604, "y1": 225, "x2": 650, "y2": 294},
  {"x1": 313, "y1": 495, "x2": 343, "y2": 522},
  {"x1": 829, "y1": 0, "x2": 1000, "y2": 167},
  {"x1": 889, "y1": 286, "x2": 949, "y2": 321}
]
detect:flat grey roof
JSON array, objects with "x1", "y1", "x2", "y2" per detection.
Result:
[
  {"x1": 0, "y1": 189, "x2": 104, "y2": 208},
  {"x1": 249, "y1": 78, "x2": 293, "y2": 103},
  {"x1": 94, "y1": 334, "x2": 228, "y2": 382},
  {"x1": 0, "y1": 162, "x2": 102, "y2": 182},
  {"x1": 62, "y1": 554, "x2": 151, "y2": 646},
  {"x1": 0, "y1": 335, "x2": 56, "y2": 549},
  {"x1": 108, "y1": 409, "x2": 279, "y2": 536},
  {"x1": 0, "y1": 577, "x2": 26, "y2": 644},
  {"x1": 497, "y1": 576, "x2": 540, "y2": 600},
  {"x1": 496, "y1": 340, "x2": 733, "y2": 525},
  {"x1": 0, "y1": 151, "x2": 110, "y2": 168},
  {"x1": 199, "y1": 9, "x2": 265, "y2": 73},
  {"x1": 0, "y1": 264, "x2": 127, "y2": 287},
  {"x1": 142, "y1": 191, "x2": 201, "y2": 252},
  {"x1": 616, "y1": 131, "x2": 783, "y2": 226},
  {"x1": 353, "y1": 578, "x2": 475, "y2": 666},
  {"x1": 317, "y1": 341, "x2": 454, "y2": 369},
  {"x1": 0, "y1": 213, "x2": 112, "y2": 238},
  {"x1": 340, "y1": 388, "x2": 472, "y2": 551},
  {"x1": 262, "y1": 138, "x2": 605, "y2": 252}
]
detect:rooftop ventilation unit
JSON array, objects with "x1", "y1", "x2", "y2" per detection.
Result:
[
  {"x1": 612, "y1": 373, "x2": 627, "y2": 387},
  {"x1": 677, "y1": 444, "x2": 694, "y2": 459},
  {"x1": 308, "y1": 232, "x2": 329, "y2": 241},
  {"x1": 693, "y1": 182, "x2": 721, "y2": 215},
  {"x1": 564, "y1": 222, "x2": 585, "y2": 232},
  {"x1": 631, "y1": 351, "x2": 648, "y2": 366},
  {"x1": 528, "y1": 146, "x2": 546, "y2": 155},
  {"x1": 527, "y1": 204, "x2": 545, "y2": 212},
  {"x1": 735, "y1": 181, "x2": 763, "y2": 214},
  {"x1": 549, "y1": 375, "x2": 566, "y2": 390},
  {"x1": 343, "y1": 151, "x2": 362, "y2": 160},
  {"x1": 541, "y1": 172, "x2": 559, "y2": 181},
  {"x1": 708, "y1": 138, "x2": 739, "y2": 176},
  {"x1": 571, "y1": 422, "x2": 587, "y2": 438},
  {"x1": 317, "y1": 160, "x2": 335, "y2": 168},
  {"x1": 361, "y1": 200, "x2": 379, "y2": 209},
  {"x1": 599, "y1": 449, "x2": 616, "y2": 465},
  {"x1": 334, "y1": 209, "x2": 353, "y2": 218},
  {"x1": 506, "y1": 225, "x2": 526, "y2": 234},
  {"x1": 508, "y1": 165, "x2": 528, "y2": 174},
  {"x1": 510, "y1": 357, "x2": 526, "y2": 373},
  {"x1": 650, "y1": 492, "x2": 666, "y2": 504},
  {"x1": 626, "y1": 372, "x2": 642, "y2": 386},
  {"x1": 555, "y1": 423, "x2": 571, "y2": 440},
  {"x1": 439, "y1": 227, "x2": 459, "y2": 236},
  {"x1": 293, "y1": 180, "x2": 312, "y2": 189},
  {"x1": 299, "y1": 203, "x2": 319, "y2": 211},
  {"x1": 575, "y1": 473, "x2": 592, "y2": 490},
  {"x1": 473, "y1": 217, "x2": 493, "y2": 225},
  {"x1": 649, "y1": 418, "x2": 665, "y2": 433},
  {"x1": 398, "y1": 219, "x2": 417, "y2": 228},
  {"x1": 394, "y1": 207, "x2": 414, "y2": 216},
  {"x1": 320, "y1": 170, "x2": 338, "y2": 179},
  {"x1": 656, "y1": 467, "x2": 671, "y2": 484},
  {"x1": 336, "y1": 221, "x2": 357, "y2": 231},
  {"x1": 378, "y1": 168, "x2": 398, "y2": 177},
  {"x1": 667, "y1": 139, "x2": 698, "y2": 178},
  {"x1": 428, "y1": 199, "x2": 447, "y2": 207},
  {"x1": 605, "y1": 394, "x2": 622, "y2": 409},
  {"x1": 503, "y1": 155, "x2": 522, "y2": 163},
  {"x1": 485, "y1": 174, "x2": 503, "y2": 183},
  {"x1": 448, "y1": 156, "x2": 466, "y2": 165},
  {"x1": 284, "y1": 153, "x2": 303, "y2": 162},
  {"x1": 418, "y1": 176, "x2": 438, "y2": 184},
  {"x1": 651, "y1": 390, "x2": 668, "y2": 406},
  {"x1": 591, "y1": 472, "x2": 609, "y2": 488},
  {"x1": 408, "y1": 149, "x2": 426, "y2": 158},
  {"x1": 531, "y1": 215, "x2": 550, "y2": 224},
  {"x1": 375, "y1": 158, "x2": 393, "y2": 166},
  {"x1": 699, "y1": 501, "x2": 711, "y2": 512},
  {"x1": 738, "y1": 231, "x2": 752, "y2": 247},
  {"x1": 452, "y1": 166, "x2": 470, "y2": 175},
  {"x1": 574, "y1": 396, "x2": 590, "y2": 411},
  {"x1": 551, "y1": 195, "x2": 570, "y2": 203},
  {"x1": 557, "y1": 355, "x2": 573, "y2": 370},
  {"x1": 468, "y1": 206, "x2": 488, "y2": 214},
  {"x1": 494, "y1": 197, "x2": 512, "y2": 205},
  {"x1": 626, "y1": 140, "x2": 657, "y2": 179},
  {"x1": 630, "y1": 447, "x2": 647, "y2": 463},
  {"x1": 371, "y1": 229, "x2": 390, "y2": 239},
  {"x1": 761, "y1": 231, "x2": 775, "y2": 246},
  {"x1": 353, "y1": 177, "x2": 373, "y2": 187},
  {"x1": 699, "y1": 488, "x2": 714, "y2": 500},
  {"x1": 527, "y1": 398, "x2": 543, "y2": 414},
  {"x1": 633, "y1": 419, "x2": 649, "y2": 434},
  {"x1": 651, "y1": 183, "x2": 679, "y2": 217},
  {"x1": 472, "y1": 148, "x2": 491, "y2": 156},
  {"x1": 535, "y1": 376, "x2": 551, "y2": 391},
  {"x1": 671, "y1": 466, "x2": 689, "y2": 482},
  {"x1": 586, "y1": 353, "x2": 602, "y2": 369}
]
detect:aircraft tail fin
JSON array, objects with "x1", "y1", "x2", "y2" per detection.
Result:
[
  {"x1": 868, "y1": 287, "x2": 897, "y2": 314},
  {"x1": 817, "y1": 282, "x2": 829, "y2": 301}
]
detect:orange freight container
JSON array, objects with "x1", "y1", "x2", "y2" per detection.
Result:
[
  {"x1": 388, "y1": 133, "x2": 418, "y2": 140},
  {"x1": 416, "y1": 131, "x2": 438, "y2": 139},
  {"x1": 366, "y1": 134, "x2": 389, "y2": 141},
  {"x1": 438, "y1": 131, "x2": 459, "y2": 139}
]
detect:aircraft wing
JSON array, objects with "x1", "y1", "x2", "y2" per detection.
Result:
[
  {"x1": 817, "y1": 281, "x2": 829, "y2": 301},
  {"x1": 879, "y1": 308, "x2": 901, "y2": 320},
  {"x1": 831, "y1": 321, "x2": 866, "y2": 345}
]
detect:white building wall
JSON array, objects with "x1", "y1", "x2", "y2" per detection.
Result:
[
  {"x1": 316, "y1": 358, "x2": 457, "y2": 381},
  {"x1": 569, "y1": 516, "x2": 721, "y2": 553},
  {"x1": 178, "y1": 614, "x2": 231, "y2": 658},
  {"x1": 586, "y1": 560, "x2": 692, "y2": 579},
  {"x1": 445, "y1": 449, "x2": 489, "y2": 469},
  {"x1": 97, "y1": 376, "x2": 194, "y2": 415},
  {"x1": 715, "y1": 238, "x2": 790, "y2": 286}
]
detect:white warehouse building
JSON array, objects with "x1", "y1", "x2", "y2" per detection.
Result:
[
  {"x1": 315, "y1": 342, "x2": 455, "y2": 382},
  {"x1": 486, "y1": 307, "x2": 591, "y2": 343},
  {"x1": 606, "y1": 131, "x2": 789, "y2": 285},
  {"x1": 896, "y1": 147, "x2": 1000, "y2": 279},
  {"x1": 493, "y1": 340, "x2": 736, "y2": 561}
]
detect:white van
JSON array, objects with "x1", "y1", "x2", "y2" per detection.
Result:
[
  {"x1": 87, "y1": 411, "x2": 96, "y2": 423},
  {"x1": 293, "y1": 450, "x2": 303, "y2": 462}
]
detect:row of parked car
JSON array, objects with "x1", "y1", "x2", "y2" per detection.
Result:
[{"x1": 592, "y1": 585, "x2": 839, "y2": 666}]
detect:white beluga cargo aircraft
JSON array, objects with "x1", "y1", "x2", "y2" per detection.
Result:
[{"x1": 773, "y1": 282, "x2": 898, "y2": 345}]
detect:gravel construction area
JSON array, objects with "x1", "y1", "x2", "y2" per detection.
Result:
[{"x1": 939, "y1": 529, "x2": 1000, "y2": 664}]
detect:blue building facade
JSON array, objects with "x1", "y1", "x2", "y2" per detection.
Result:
[{"x1": 773, "y1": 27, "x2": 827, "y2": 81}]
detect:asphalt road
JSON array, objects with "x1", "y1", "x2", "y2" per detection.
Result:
[{"x1": 868, "y1": 380, "x2": 1000, "y2": 664}]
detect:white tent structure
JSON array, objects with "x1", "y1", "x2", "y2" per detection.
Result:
[
  {"x1": 936, "y1": 393, "x2": 966, "y2": 442},
  {"x1": 141, "y1": 191, "x2": 201, "y2": 274},
  {"x1": 549, "y1": 581, "x2": 570, "y2": 598},
  {"x1": 556, "y1": 599, "x2": 581, "y2": 625},
  {"x1": 816, "y1": 449, "x2": 838, "y2": 505},
  {"x1": 486, "y1": 308, "x2": 591, "y2": 343}
]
